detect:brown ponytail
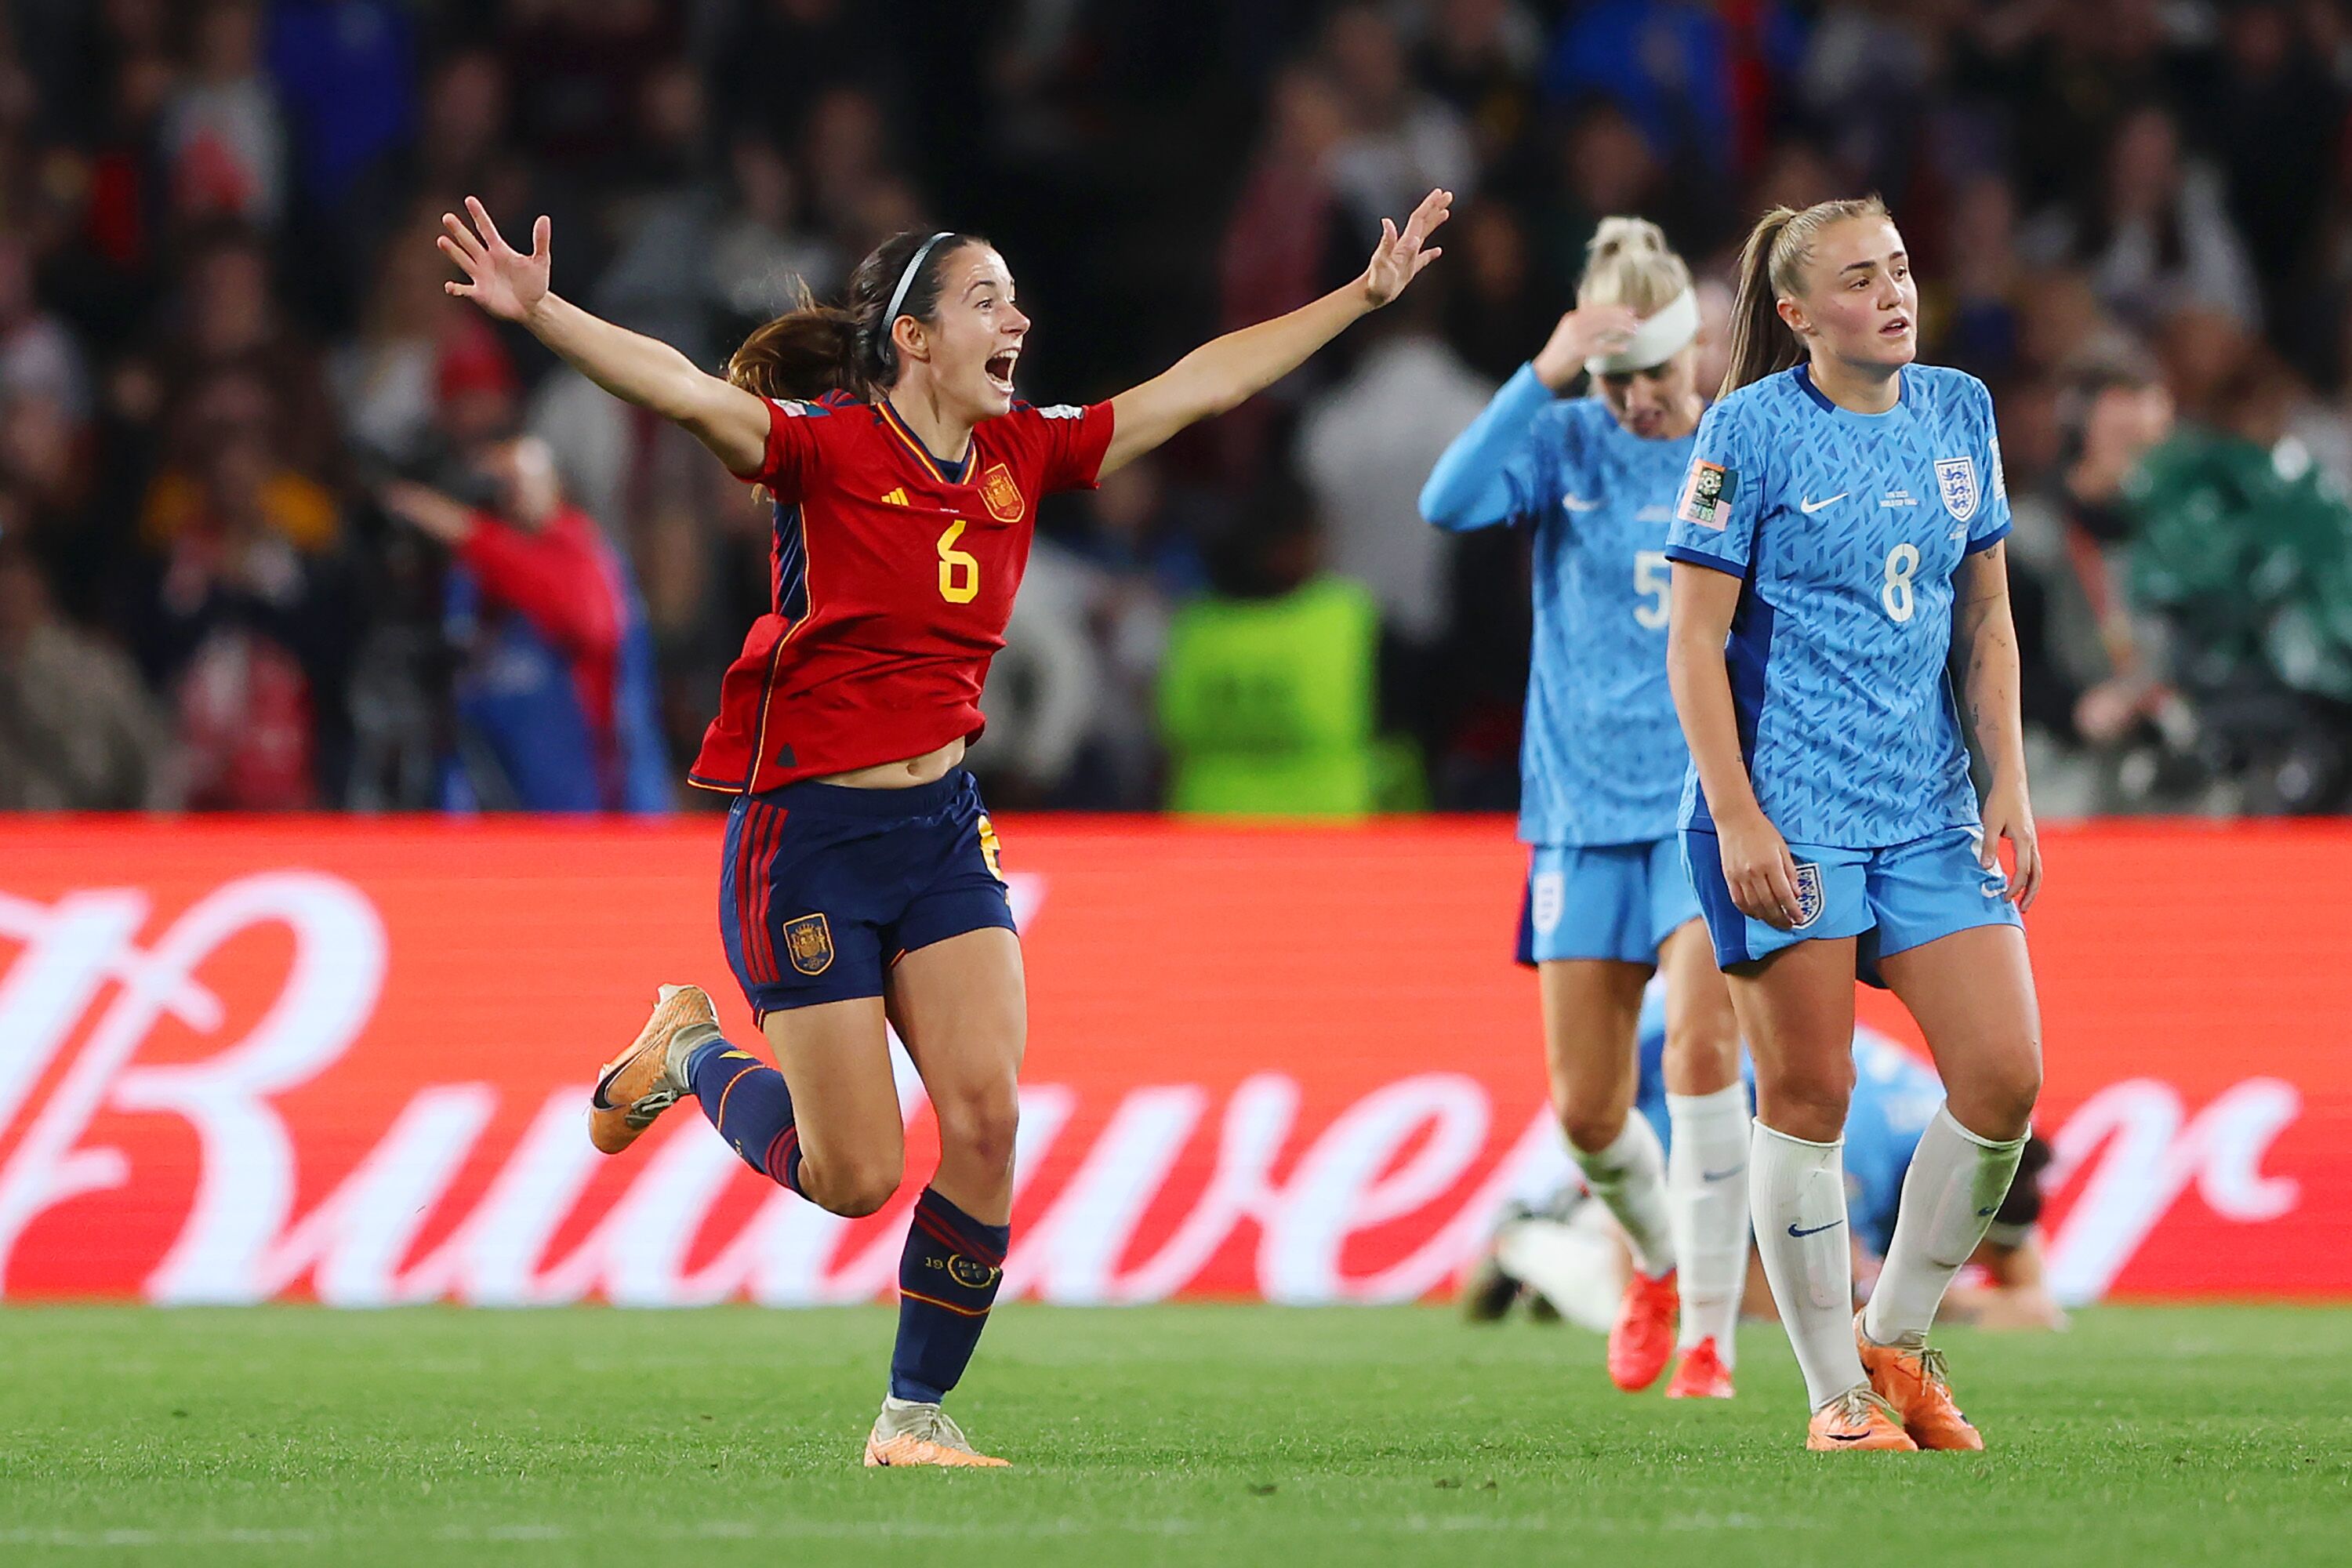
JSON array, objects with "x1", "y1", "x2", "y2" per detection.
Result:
[
  {"x1": 723, "y1": 228, "x2": 989, "y2": 405},
  {"x1": 1718, "y1": 194, "x2": 1891, "y2": 400},
  {"x1": 725, "y1": 283, "x2": 859, "y2": 403}
]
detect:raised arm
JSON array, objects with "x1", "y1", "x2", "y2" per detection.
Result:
[
  {"x1": 1099, "y1": 189, "x2": 1452, "y2": 478},
  {"x1": 1667, "y1": 562, "x2": 1805, "y2": 928},
  {"x1": 1419, "y1": 304, "x2": 1639, "y2": 529},
  {"x1": 1955, "y1": 541, "x2": 2042, "y2": 909},
  {"x1": 440, "y1": 198, "x2": 771, "y2": 476}
]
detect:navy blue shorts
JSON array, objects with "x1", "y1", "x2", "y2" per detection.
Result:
[{"x1": 719, "y1": 770, "x2": 1014, "y2": 1019}]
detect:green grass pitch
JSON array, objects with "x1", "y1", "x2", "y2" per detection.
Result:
[{"x1": 1, "y1": 1303, "x2": 2344, "y2": 1566}]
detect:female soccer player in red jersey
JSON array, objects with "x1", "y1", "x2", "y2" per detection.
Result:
[{"x1": 437, "y1": 189, "x2": 1450, "y2": 1467}]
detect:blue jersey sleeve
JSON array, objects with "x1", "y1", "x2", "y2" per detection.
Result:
[
  {"x1": 1419, "y1": 363, "x2": 1555, "y2": 532},
  {"x1": 1961, "y1": 376, "x2": 2011, "y2": 555},
  {"x1": 1666, "y1": 397, "x2": 1762, "y2": 576}
]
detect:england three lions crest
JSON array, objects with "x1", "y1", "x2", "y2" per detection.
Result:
[
  {"x1": 1934, "y1": 456, "x2": 1979, "y2": 524},
  {"x1": 1791, "y1": 862, "x2": 1824, "y2": 930}
]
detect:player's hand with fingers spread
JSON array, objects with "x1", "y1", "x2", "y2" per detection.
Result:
[
  {"x1": 439, "y1": 195, "x2": 554, "y2": 325},
  {"x1": 1719, "y1": 808, "x2": 1806, "y2": 931},
  {"x1": 1530, "y1": 304, "x2": 1641, "y2": 392},
  {"x1": 1980, "y1": 775, "x2": 2042, "y2": 911},
  {"x1": 1362, "y1": 187, "x2": 1452, "y2": 308}
]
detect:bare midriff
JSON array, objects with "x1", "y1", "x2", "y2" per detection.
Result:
[{"x1": 814, "y1": 737, "x2": 967, "y2": 789}]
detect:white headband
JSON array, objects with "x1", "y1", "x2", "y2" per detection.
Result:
[
  {"x1": 1584, "y1": 287, "x2": 1700, "y2": 376},
  {"x1": 884, "y1": 231, "x2": 954, "y2": 342}
]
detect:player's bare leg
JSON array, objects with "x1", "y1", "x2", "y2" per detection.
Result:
[
  {"x1": 1657, "y1": 920, "x2": 1745, "y2": 1398},
  {"x1": 759, "y1": 999, "x2": 906, "y2": 1217},
  {"x1": 1539, "y1": 958, "x2": 1677, "y2": 1391},
  {"x1": 1729, "y1": 936, "x2": 1904, "y2": 1446},
  {"x1": 862, "y1": 926, "x2": 1025, "y2": 1468},
  {"x1": 1859, "y1": 924, "x2": 2040, "y2": 1448}
]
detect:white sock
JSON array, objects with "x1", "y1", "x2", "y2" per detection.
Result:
[
  {"x1": 1863, "y1": 1105, "x2": 2029, "y2": 1348},
  {"x1": 1666, "y1": 1084, "x2": 1751, "y2": 1363},
  {"x1": 1750, "y1": 1120, "x2": 1867, "y2": 1410},
  {"x1": 1568, "y1": 1113, "x2": 1674, "y2": 1278}
]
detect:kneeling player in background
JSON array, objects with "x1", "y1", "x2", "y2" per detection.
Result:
[{"x1": 1461, "y1": 989, "x2": 2063, "y2": 1337}]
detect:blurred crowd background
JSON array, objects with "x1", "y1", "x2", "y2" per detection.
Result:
[{"x1": 2, "y1": 0, "x2": 2350, "y2": 816}]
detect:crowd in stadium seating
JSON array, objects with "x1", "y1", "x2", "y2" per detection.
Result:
[{"x1": 1, "y1": 0, "x2": 2348, "y2": 814}]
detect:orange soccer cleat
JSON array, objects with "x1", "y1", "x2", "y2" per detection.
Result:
[
  {"x1": 864, "y1": 1402, "x2": 1010, "y2": 1468},
  {"x1": 1663, "y1": 1336, "x2": 1735, "y2": 1399},
  {"x1": 588, "y1": 984, "x2": 722, "y2": 1156},
  {"x1": 1606, "y1": 1269, "x2": 1679, "y2": 1392},
  {"x1": 1857, "y1": 1316, "x2": 1984, "y2": 1450},
  {"x1": 1806, "y1": 1387, "x2": 1918, "y2": 1451}
]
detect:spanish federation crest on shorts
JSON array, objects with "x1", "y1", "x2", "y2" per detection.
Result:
[
  {"x1": 1934, "y1": 456, "x2": 1979, "y2": 524},
  {"x1": 782, "y1": 913, "x2": 834, "y2": 976},
  {"x1": 1790, "y1": 862, "x2": 1824, "y2": 930}
]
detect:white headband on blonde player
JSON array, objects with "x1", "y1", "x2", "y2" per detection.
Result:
[{"x1": 1584, "y1": 287, "x2": 1700, "y2": 377}]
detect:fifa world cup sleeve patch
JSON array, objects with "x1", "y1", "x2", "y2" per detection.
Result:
[
  {"x1": 782, "y1": 913, "x2": 835, "y2": 976},
  {"x1": 1678, "y1": 462, "x2": 1734, "y2": 529}
]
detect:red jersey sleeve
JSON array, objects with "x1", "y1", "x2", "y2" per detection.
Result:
[
  {"x1": 737, "y1": 397, "x2": 833, "y2": 501},
  {"x1": 999, "y1": 401, "x2": 1116, "y2": 493}
]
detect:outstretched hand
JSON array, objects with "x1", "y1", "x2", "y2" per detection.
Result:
[
  {"x1": 1363, "y1": 187, "x2": 1452, "y2": 308},
  {"x1": 439, "y1": 196, "x2": 552, "y2": 323}
]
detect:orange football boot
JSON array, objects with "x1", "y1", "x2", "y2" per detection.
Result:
[
  {"x1": 1857, "y1": 1316, "x2": 1984, "y2": 1450},
  {"x1": 1663, "y1": 1336, "x2": 1734, "y2": 1399},
  {"x1": 864, "y1": 1403, "x2": 1010, "y2": 1468},
  {"x1": 589, "y1": 984, "x2": 722, "y2": 1156},
  {"x1": 1606, "y1": 1269, "x2": 1679, "y2": 1391},
  {"x1": 1806, "y1": 1387, "x2": 1918, "y2": 1451}
]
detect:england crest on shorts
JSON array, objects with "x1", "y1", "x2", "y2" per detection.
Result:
[
  {"x1": 1791, "y1": 862, "x2": 1824, "y2": 929},
  {"x1": 1934, "y1": 456, "x2": 1979, "y2": 523}
]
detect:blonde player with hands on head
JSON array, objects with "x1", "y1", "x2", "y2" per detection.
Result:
[{"x1": 1422, "y1": 219, "x2": 1748, "y2": 1400}]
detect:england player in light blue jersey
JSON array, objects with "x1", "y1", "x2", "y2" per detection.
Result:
[
  {"x1": 1665, "y1": 196, "x2": 2045, "y2": 1453},
  {"x1": 1421, "y1": 219, "x2": 1748, "y2": 1402}
]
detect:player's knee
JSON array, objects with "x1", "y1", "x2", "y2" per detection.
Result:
[
  {"x1": 1955, "y1": 1053, "x2": 2042, "y2": 1141},
  {"x1": 1662, "y1": 1014, "x2": 1740, "y2": 1087},
  {"x1": 1557, "y1": 1097, "x2": 1633, "y2": 1155},
  {"x1": 935, "y1": 1083, "x2": 1021, "y2": 1177},
  {"x1": 815, "y1": 1152, "x2": 904, "y2": 1218},
  {"x1": 1758, "y1": 1061, "x2": 1853, "y2": 1143}
]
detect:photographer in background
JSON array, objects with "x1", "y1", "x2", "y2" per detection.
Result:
[{"x1": 377, "y1": 435, "x2": 667, "y2": 815}]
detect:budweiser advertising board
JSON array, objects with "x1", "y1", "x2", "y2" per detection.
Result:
[{"x1": 0, "y1": 818, "x2": 2342, "y2": 1305}]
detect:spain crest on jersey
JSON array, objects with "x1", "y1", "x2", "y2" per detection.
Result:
[
  {"x1": 1791, "y1": 862, "x2": 1824, "y2": 929},
  {"x1": 1934, "y1": 456, "x2": 1979, "y2": 524},
  {"x1": 978, "y1": 462, "x2": 1024, "y2": 524},
  {"x1": 782, "y1": 913, "x2": 834, "y2": 976}
]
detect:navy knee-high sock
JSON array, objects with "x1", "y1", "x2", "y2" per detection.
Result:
[
  {"x1": 684, "y1": 1039, "x2": 806, "y2": 1196},
  {"x1": 891, "y1": 1187, "x2": 1010, "y2": 1403}
]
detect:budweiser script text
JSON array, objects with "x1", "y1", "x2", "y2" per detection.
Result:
[{"x1": 0, "y1": 871, "x2": 2305, "y2": 1307}]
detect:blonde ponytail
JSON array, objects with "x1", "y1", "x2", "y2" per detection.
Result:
[
  {"x1": 1719, "y1": 194, "x2": 1890, "y2": 399},
  {"x1": 1577, "y1": 216, "x2": 1692, "y2": 316}
]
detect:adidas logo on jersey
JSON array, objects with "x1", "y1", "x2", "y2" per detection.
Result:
[{"x1": 881, "y1": 488, "x2": 910, "y2": 506}]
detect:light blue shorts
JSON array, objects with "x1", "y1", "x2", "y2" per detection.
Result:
[
  {"x1": 1515, "y1": 837, "x2": 1704, "y2": 967},
  {"x1": 1681, "y1": 824, "x2": 2023, "y2": 987}
]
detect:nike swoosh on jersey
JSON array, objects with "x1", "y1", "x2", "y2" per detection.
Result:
[
  {"x1": 1798, "y1": 492, "x2": 1847, "y2": 514},
  {"x1": 1787, "y1": 1219, "x2": 1845, "y2": 1238},
  {"x1": 1702, "y1": 1165, "x2": 1745, "y2": 1182},
  {"x1": 1976, "y1": 1206, "x2": 1999, "y2": 1217},
  {"x1": 1562, "y1": 493, "x2": 1602, "y2": 512}
]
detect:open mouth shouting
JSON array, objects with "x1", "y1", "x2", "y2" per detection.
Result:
[{"x1": 985, "y1": 347, "x2": 1019, "y2": 394}]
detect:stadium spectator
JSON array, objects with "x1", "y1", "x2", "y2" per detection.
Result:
[{"x1": 0, "y1": 514, "x2": 172, "y2": 811}]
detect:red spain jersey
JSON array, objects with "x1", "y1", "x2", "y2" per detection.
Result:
[{"x1": 689, "y1": 390, "x2": 1116, "y2": 794}]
